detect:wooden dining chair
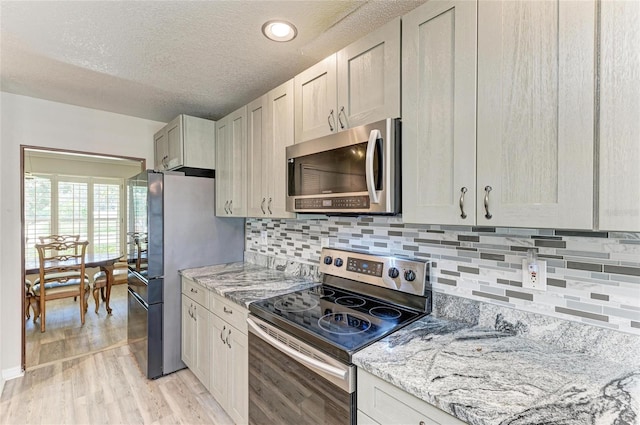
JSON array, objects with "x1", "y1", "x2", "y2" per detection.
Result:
[
  {"x1": 92, "y1": 259, "x2": 129, "y2": 313},
  {"x1": 128, "y1": 232, "x2": 148, "y2": 273},
  {"x1": 33, "y1": 239, "x2": 90, "y2": 332},
  {"x1": 36, "y1": 235, "x2": 89, "y2": 300}
]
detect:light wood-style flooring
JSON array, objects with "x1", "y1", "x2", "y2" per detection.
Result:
[
  {"x1": 1, "y1": 345, "x2": 234, "y2": 424},
  {"x1": 25, "y1": 284, "x2": 128, "y2": 368}
]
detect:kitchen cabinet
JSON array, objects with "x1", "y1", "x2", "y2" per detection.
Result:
[
  {"x1": 403, "y1": 0, "x2": 595, "y2": 229},
  {"x1": 402, "y1": 0, "x2": 477, "y2": 225},
  {"x1": 597, "y1": 0, "x2": 640, "y2": 232},
  {"x1": 357, "y1": 369, "x2": 465, "y2": 425},
  {"x1": 294, "y1": 18, "x2": 400, "y2": 143},
  {"x1": 247, "y1": 80, "x2": 296, "y2": 218},
  {"x1": 209, "y1": 293, "x2": 248, "y2": 425},
  {"x1": 181, "y1": 278, "x2": 211, "y2": 389},
  {"x1": 476, "y1": 0, "x2": 595, "y2": 228},
  {"x1": 215, "y1": 106, "x2": 247, "y2": 217},
  {"x1": 154, "y1": 114, "x2": 215, "y2": 171}
]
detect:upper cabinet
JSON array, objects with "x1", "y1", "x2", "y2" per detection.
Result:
[
  {"x1": 215, "y1": 106, "x2": 247, "y2": 217},
  {"x1": 294, "y1": 18, "x2": 400, "y2": 143},
  {"x1": 476, "y1": 0, "x2": 595, "y2": 229},
  {"x1": 154, "y1": 114, "x2": 216, "y2": 171},
  {"x1": 403, "y1": 0, "x2": 596, "y2": 229},
  {"x1": 597, "y1": 0, "x2": 640, "y2": 232},
  {"x1": 402, "y1": 0, "x2": 477, "y2": 225},
  {"x1": 247, "y1": 80, "x2": 296, "y2": 219}
]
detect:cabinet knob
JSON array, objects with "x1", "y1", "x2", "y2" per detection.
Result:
[
  {"x1": 327, "y1": 110, "x2": 336, "y2": 132},
  {"x1": 338, "y1": 106, "x2": 346, "y2": 129},
  {"x1": 459, "y1": 187, "x2": 468, "y2": 219},
  {"x1": 483, "y1": 186, "x2": 493, "y2": 219}
]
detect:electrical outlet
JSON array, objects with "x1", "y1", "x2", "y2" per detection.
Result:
[
  {"x1": 522, "y1": 258, "x2": 547, "y2": 291},
  {"x1": 260, "y1": 230, "x2": 268, "y2": 245}
]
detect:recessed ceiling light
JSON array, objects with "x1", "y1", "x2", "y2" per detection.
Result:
[{"x1": 262, "y1": 20, "x2": 297, "y2": 42}]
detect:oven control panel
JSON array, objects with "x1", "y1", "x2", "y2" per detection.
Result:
[{"x1": 319, "y1": 248, "x2": 429, "y2": 296}]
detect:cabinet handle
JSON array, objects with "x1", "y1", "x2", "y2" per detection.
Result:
[
  {"x1": 226, "y1": 328, "x2": 231, "y2": 348},
  {"x1": 483, "y1": 185, "x2": 493, "y2": 219},
  {"x1": 338, "y1": 106, "x2": 346, "y2": 129},
  {"x1": 223, "y1": 200, "x2": 229, "y2": 214},
  {"x1": 267, "y1": 197, "x2": 272, "y2": 215},
  {"x1": 228, "y1": 200, "x2": 233, "y2": 214},
  {"x1": 220, "y1": 325, "x2": 226, "y2": 343},
  {"x1": 193, "y1": 305, "x2": 197, "y2": 321},
  {"x1": 459, "y1": 187, "x2": 468, "y2": 219},
  {"x1": 327, "y1": 110, "x2": 335, "y2": 132},
  {"x1": 419, "y1": 422, "x2": 425, "y2": 425},
  {"x1": 161, "y1": 155, "x2": 168, "y2": 170},
  {"x1": 260, "y1": 198, "x2": 266, "y2": 214},
  {"x1": 190, "y1": 287, "x2": 198, "y2": 294},
  {"x1": 188, "y1": 304, "x2": 193, "y2": 318},
  {"x1": 223, "y1": 306, "x2": 233, "y2": 315}
]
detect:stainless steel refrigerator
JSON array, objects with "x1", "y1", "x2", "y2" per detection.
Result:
[{"x1": 127, "y1": 170, "x2": 244, "y2": 379}]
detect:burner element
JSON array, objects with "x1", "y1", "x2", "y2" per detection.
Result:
[
  {"x1": 369, "y1": 306, "x2": 402, "y2": 320},
  {"x1": 274, "y1": 296, "x2": 318, "y2": 313},
  {"x1": 318, "y1": 313, "x2": 371, "y2": 334},
  {"x1": 335, "y1": 296, "x2": 366, "y2": 308}
]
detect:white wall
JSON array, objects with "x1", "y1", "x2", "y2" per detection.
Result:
[{"x1": 0, "y1": 92, "x2": 165, "y2": 382}]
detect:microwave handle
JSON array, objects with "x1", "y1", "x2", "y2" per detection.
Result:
[{"x1": 366, "y1": 129, "x2": 381, "y2": 204}]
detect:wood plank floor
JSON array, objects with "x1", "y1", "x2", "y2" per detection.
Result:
[
  {"x1": 25, "y1": 284, "x2": 128, "y2": 368},
  {"x1": 1, "y1": 345, "x2": 234, "y2": 424}
]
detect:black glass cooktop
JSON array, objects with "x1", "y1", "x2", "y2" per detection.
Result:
[{"x1": 249, "y1": 285, "x2": 424, "y2": 363}]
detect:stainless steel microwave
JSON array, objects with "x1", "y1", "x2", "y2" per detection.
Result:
[{"x1": 286, "y1": 118, "x2": 400, "y2": 214}]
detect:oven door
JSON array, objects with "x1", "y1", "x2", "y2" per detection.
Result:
[
  {"x1": 247, "y1": 316, "x2": 356, "y2": 425},
  {"x1": 286, "y1": 118, "x2": 399, "y2": 214}
]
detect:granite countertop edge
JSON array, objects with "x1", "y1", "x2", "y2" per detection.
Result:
[{"x1": 179, "y1": 262, "x2": 319, "y2": 308}]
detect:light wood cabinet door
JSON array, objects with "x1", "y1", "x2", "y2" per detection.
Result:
[
  {"x1": 226, "y1": 326, "x2": 248, "y2": 425},
  {"x1": 209, "y1": 314, "x2": 228, "y2": 407},
  {"x1": 476, "y1": 0, "x2": 595, "y2": 229},
  {"x1": 598, "y1": 0, "x2": 640, "y2": 231},
  {"x1": 215, "y1": 116, "x2": 230, "y2": 216},
  {"x1": 215, "y1": 106, "x2": 247, "y2": 217},
  {"x1": 337, "y1": 17, "x2": 401, "y2": 130},
  {"x1": 294, "y1": 54, "x2": 337, "y2": 143},
  {"x1": 266, "y1": 80, "x2": 295, "y2": 218},
  {"x1": 154, "y1": 130, "x2": 168, "y2": 170},
  {"x1": 402, "y1": 0, "x2": 477, "y2": 225},
  {"x1": 180, "y1": 295, "x2": 195, "y2": 371},
  {"x1": 165, "y1": 116, "x2": 182, "y2": 170},
  {"x1": 247, "y1": 95, "x2": 268, "y2": 217}
]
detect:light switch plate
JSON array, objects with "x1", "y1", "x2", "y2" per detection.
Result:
[{"x1": 522, "y1": 258, "x2": 547, "y2": 291}]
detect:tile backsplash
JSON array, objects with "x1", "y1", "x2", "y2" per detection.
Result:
[{"x1": 246, "y1": 217, "x2": 640, "y2": 335}]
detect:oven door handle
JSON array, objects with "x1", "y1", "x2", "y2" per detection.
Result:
[
  {"x1": 366, "y1": 128, "x2": 381, "y2": 204},
  {"x1": 247, "y1": 318, "x2": 348, "y2": 380}
]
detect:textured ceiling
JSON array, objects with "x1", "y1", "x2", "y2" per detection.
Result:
[{"x1": 1, "y1": 0, "x2": 425, "y2": 123}]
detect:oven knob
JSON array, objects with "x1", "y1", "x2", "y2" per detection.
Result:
[
  {"x1": 324, "y1": 256, "x2": 333, "y2": 265},
  {"x1": 404, "y1": 270, "x2": 417, "y2": 281},
  {"x1": 388, "y1": 267, "x2": 400, "y2": 278},
  {"x1": 334, "y1": 258, "x2": 344, "y2": 267}
]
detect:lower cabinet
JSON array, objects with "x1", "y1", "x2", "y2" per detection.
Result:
[
  {"x1": 181, "y1": 278, "x2": 248, "y2": 424},
  {"x1": 181, "y1": 280, "x2": 211, "y2": 389},
  {"x1": 357, "y1": 369, "x2": 465, "y2": 425},
  {"x1": 210, "y1": 293, "x2": 249, "y2": 425}
]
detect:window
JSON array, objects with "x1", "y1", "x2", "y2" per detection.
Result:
[{"x1": 24, "y1": 174, "x2": 125, "y2": 263}]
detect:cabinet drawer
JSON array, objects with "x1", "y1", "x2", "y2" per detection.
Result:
[
  {"x1": 358, "y1": 369, "x2": 465, "y2": 425},
  {"x1": 181, "y1": 277, "x2": 209, "y2": 307},
  {"x1": 210, "y1": 293, "x2": 248, "y2": 333}
]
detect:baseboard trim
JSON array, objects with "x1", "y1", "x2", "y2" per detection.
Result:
[{"x1": 1, "y1": 366, "x2": 24, "y2": 383}]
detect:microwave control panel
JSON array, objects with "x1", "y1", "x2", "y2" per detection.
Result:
[{"x1": 295, "y1": 196, "x2": 370, "y2": 210}]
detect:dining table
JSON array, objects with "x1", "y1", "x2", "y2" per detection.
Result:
[{"x1": 25, "y1": 253, "x2": 125, "y2": 314}]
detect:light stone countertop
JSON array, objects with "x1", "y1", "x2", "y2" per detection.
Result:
[
  {"x1": 179, "y1": 261, "x2": 319, "y2": 308},
  {"x1": 353, "y1": 314, "x2": 640, "y2": 425}
]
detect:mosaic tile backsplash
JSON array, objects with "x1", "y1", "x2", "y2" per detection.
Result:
[{"x1": 245, "y1": 217, "x2": 640, "y2": 335}]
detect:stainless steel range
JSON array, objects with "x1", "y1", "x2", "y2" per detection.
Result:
[{"x1": 247, "y1": 248, "x2": 431, "y2": 425}]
